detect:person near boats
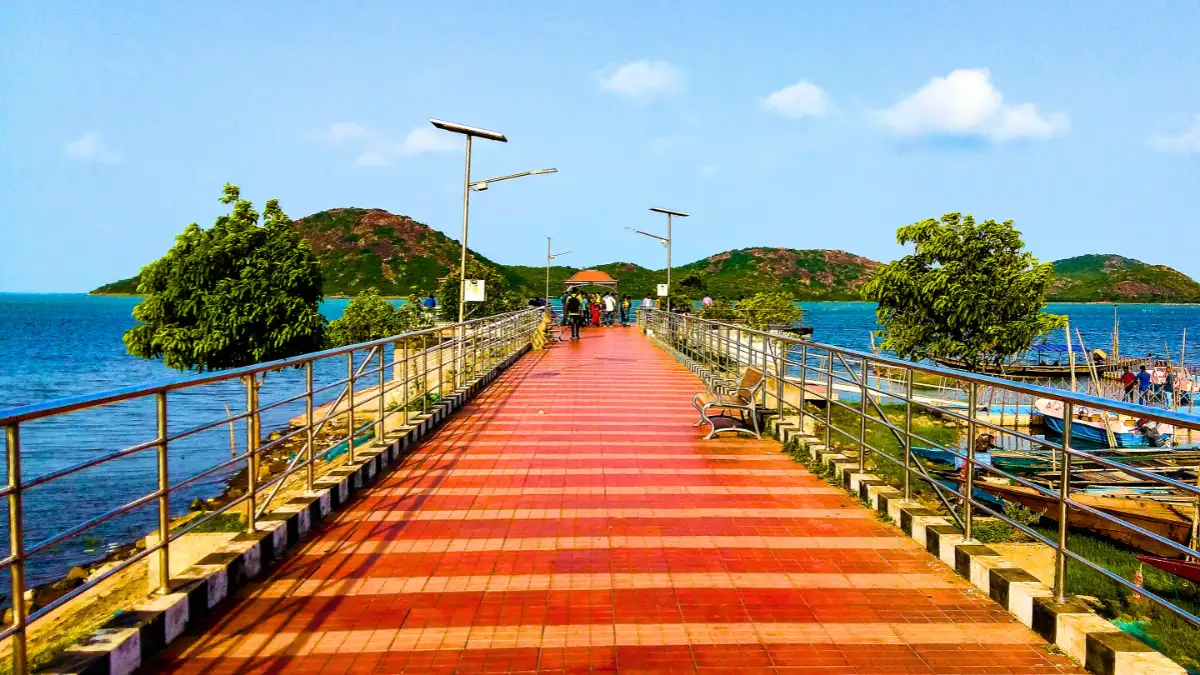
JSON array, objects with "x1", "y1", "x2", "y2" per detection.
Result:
[
  {"x1": 955, "y1": 433, "x2": 997, "y2": 506},
  {"x1": 564, "y1": 288, "x2": 583, "y2": 340},
  {"x1": 1137, "y1": 366, "x2": 1152, "y2": 405},
  {"x1": 1164, "y1": 371, "x2": 1175, "y2": 410},
  {"x1": 602, "y1": 292, "x2": 617, "y2": 327},
  {"x1": 1120, "y1": 366, "x2": 1136, "y2": 402}
]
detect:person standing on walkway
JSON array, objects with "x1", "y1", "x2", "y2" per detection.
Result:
[
  {"x1": 564, "y1": 289, "x2": 583, "y2": 340},
  {"x1": 1164, "y1": 370, "x2": 1175, "y2": 409},
  {"x1": 603, "y1": 292, "x2": 617, "y2": 327},
  {"x1": 590, "y1": 294, "x2": 602, "y2": 327},
  {"x1": 1137, "y1": 365, "x2": 1152, "y2": 405},
  {"x1": 620, "y1": 295, "x2": 632, "y2": 326},
  {"x1": 642, "y1": 294, "x2": 655, "y2": 311},
  {"x1": 1120, "y1": 366, "x2": 1136, "y2": 402}
]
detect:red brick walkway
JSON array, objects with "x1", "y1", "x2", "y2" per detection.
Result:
[{"x1": 149, "y1": 325, "x2": 1082, "y2": 674}]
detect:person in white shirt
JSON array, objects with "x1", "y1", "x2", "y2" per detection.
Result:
[
  {"x1": 642, "y1": 295, "x2": 655, "y2": 310},
  {"x1": 602, "y1": 292, "x2": 617, "y2": 327}
]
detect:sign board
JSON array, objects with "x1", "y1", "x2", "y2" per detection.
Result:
[
  {"x1": 656, "y1": 283, "x2": 669, "y2": 297},
  {"x1": 464, "y1": 280, "x2": 486, "y2": 302}
]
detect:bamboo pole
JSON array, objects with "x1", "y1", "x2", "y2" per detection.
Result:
[
  {"x1": 1066, "y1": 319, "x2": 1077, "y2": 393},
  {"x1": 1077, "y1": 329, "x2": 1119, "y2": 448}
]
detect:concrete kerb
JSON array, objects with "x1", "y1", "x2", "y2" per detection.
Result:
[
  {"x1": 43, "y1": 347, "x2": 529, "y2": 675},
  {"x1": 767, "y1": 416, "x2": 1185, "y2": 675}
]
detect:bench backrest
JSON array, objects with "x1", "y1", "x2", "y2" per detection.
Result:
[{"x1": 738, "y1": 368, "x2": 764, "y2": 401}]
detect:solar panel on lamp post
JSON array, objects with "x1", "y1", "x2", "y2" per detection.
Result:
[{"x1": 546, "y1": 237, "x2": 571, "y2": 306}]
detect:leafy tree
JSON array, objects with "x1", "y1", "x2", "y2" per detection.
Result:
[
  {"x1": 677, "y1": 271, "x2": 708, "y2": 299},
  {"x1": 326, "y1": 289, "x2": 432, "y2": 347},
  {"x1": 698, "y1": 298, "x2": 737, "y2": 323},
  {"x1": 124, "y1": 184, "x2": 325, "y2": 371},
  {"x1": 735, "y1": 292, "x2": 803, "y2": 331},
  {"x1": 862, "y1": 212, "x2": 1064, "y2": 372},
  {"x1": 437, "y1": 259, "x2": 523, "y2": 321}
]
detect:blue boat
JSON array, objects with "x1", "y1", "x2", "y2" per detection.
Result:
[{"x1": 1034, "y1": 398, "x2": 1172, "y2": 448}]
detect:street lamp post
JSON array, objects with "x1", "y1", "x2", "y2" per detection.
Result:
[
  {"x1": 546, "y1": 237, "x2": 571, "y2": 304},
  {"x1": 430, "y1": 119, "x2": 508, "y2": 325},
  {"x1": 626, "y1": 207, "x2": 688, "y2": 311}
]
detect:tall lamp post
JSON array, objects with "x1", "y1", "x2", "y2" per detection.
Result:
[
  {"x1": 430, "y1": 119, "x2": 508, "y2": 324},
  {"x1": 626, "y1": 207, "x2": 688, "y2": 310},
  {"x1": 546, "y1": 238, "x2": 571, "y2": 304}
]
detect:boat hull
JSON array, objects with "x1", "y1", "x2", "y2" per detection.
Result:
[
  {"x1": 1139, "y1": 556, "x2": 1200, "y2": 582},
  {"x1": 1042, "y1": 414, "x2": 1171, "y2": 448}
]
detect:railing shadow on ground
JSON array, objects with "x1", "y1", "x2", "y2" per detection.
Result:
[
  {"x1": 0, "y1": 308, "x2": 543, "y2": 673},
  {"x1": 638, "y1": 307, "x2": 1200, "y2": 668}
]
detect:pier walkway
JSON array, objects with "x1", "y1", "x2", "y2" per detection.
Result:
[{"x1": 148, "y1": 326, "x2": 1081, "y2": 674}]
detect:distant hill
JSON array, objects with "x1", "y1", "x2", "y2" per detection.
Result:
[
  {"x1": 1048, "y1": 255, "x2": 1200, "y2": 303},
  {"x1": 90, "y1": 209, "x2": 1200, "y2": 303}
]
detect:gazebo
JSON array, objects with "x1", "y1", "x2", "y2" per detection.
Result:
[{"x1": 562, "y1": 269, "x2": 618, "y2": 292}]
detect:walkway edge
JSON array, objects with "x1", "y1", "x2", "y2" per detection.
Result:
[
  {"x1": 42, "y1": 347, "x2": 530, "y2": 675},
  {"x1": 770, "y1": 417, "x2": 1187, "y2": 675}
]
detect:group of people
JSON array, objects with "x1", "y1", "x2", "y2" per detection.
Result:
[
  {"x1": 560, "y1": 288, "x2": 645, "y2": 340},
  {"x1": 1120, "y1": 365, "x2": 1177, "y2": 407}
]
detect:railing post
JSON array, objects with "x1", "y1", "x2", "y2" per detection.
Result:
[
  {"x1": 422, "y1": 334, "x2": 430, "y2": 416},
  {"x1": 244, "y1": 375, "x2": 258, "y2": 534},
  {"x1": 7, "y1": 423, "x2": 27, "y2": 674},
  {"x1": 346, "y1": 352, "x2": 356, "y2": 465},
  {"x1": 376, "y1": 346, "x2": 386, "y2": 443},
  {"x1": 858, "y1": 356, "x2": 868, "y2": 472},
  {"x1": 1054, "y1": 402, "x2": 1074, "y2": 602},
  {"x1": 305, "y1": 361, "x2": 314, "y2": 492},
  {"x1": 964, "y1": 383, "x2": 978, "y2": 541},
  {"x1": 155, "y1": 391, "x2": 170, "y2": 594},
  {"x1": 776, "y1": 338, "x2": 785, "y2": 420},
  {"x1": 824, "y1": 353, "x2": 833, "y2": 452},
  {"x1": 798, "y1": 343, "x2": 808, "y2": 434},
  {"x1": 903, "y1": 368, "x2": 914, "y2": 501},
  {"x1": 400, "y1": 340, "x2": 409, "y2": 429}
]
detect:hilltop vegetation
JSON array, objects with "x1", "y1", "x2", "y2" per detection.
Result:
[
  {"x1": 1048, "y1": 254, "x2": 1200, "y2": 302},
  {"x1": 91, "y1": 208, "x2": 1200, "y2": 303}
]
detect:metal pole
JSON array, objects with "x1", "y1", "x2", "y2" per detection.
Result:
[
  {"x1": 402, "y1": 340, "x2": 410, "y2": 429},
  {"x1": 824, "y1": 353, "x2": 833, "y2": 452},
  {"x1": 377, "y1": 347, "x2": 386, "y2": 442},
  {"x1": 858, "y1": 356, "x2": 868, "y2": 472},
  {"x1": 305, "y1": 361, "x2": 314, "y2": 492},
  {"x1": 964, "y1": 383, "x2": 978, "y2": 541},
  {"x1": 1055, "y1": 403, "x2": 1074, "y2": 602},
  {"x1": 155, "y1": 391, "x2": 170, "y2": 594},
  {"x1": 7, "y1": 424, "x2": 27, "y2": 674},
  {"x1": 799, "y1": 344, "x2": 808, "y2": 434},
  {"x1": 546, "y1": 237, "x2": 551, "y2": 305},
  {"x1": 903, "y1": 368, "x2": 914, "y2": 501},
  {"x1": 245, "y1": 376, "x2": 258, "y2": 534},
  {"x1": 776, "y1": 338, "x2": 785, "y2": 419},
  {"x1": 457, "y1": 135, "x2": 473, "y2": 325},
  {"x1": 666, "y1": 213, "x2": 672, "y2": 312},
  {"x1": 346, "y1": 353, "x2": 356, "y2": 465}
]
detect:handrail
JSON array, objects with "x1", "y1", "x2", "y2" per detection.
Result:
[
  {"x1": 639, "y1": 307, "x2": 1200, "y2": 634},
  {"x1": 0, "y1": 306, "x2": 543, "y2": 674}
]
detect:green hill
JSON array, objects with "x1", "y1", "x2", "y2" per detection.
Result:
[
  {"x1": 90, "y1": 209, "x2": 1200, "y2": 304},
  {"x1": 1048, "y1": 254, "x2": 1200, "y2": 302}
]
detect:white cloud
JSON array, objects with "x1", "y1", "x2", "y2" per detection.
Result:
[
  {"x1": 63, "y1": 131, "x2": 121, "y2": 163},
  {"x1": 1149, "y1": 116, "x2": 1200, "y2": 154},
  {"x1": 599, "y1": 60, "x2": 683, "y2": 99},
  {"x1": 326, "y1": 122, "x2": 370, "y2": 143},
  {"x1": 761, "y1": 81, "x2": 831, "y2": 118},
  {"x1": 354, "y1": 151, "x2": 391, "y2": 167},
  {"x1": 400, "y1": 127, "x2": 458, "y2": 156},
  {"x1": 877, "y1": 68, "x2": 1067, "y2": 142},
  {"x1": 698, "y1": 164, "x2": 718, "y2": 177}
]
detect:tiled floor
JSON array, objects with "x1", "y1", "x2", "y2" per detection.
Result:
[{"x1": 147, "y1": 325, "x2": 1083, "y2": 674}]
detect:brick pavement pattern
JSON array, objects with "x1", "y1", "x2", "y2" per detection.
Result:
[{"x1": 148, "y1": 325, "x2": 1083, "y2": 674}]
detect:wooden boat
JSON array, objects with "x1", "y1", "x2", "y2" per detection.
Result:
[
  {"x1": 974, "y1": 479, "x2": 1195, "y2": 557},
  {"x1": 933, "y1": 345, "x2": 1147, "y2": 378},
  {"x1": 1138, "y1": 556, "x2": 1200, "y2": 582},
  {"x1": 911, "y1": 446, "x2": 1049, "y2": 473},
  {"x1": 1034, "y1": 398, "x2": 1173, "y2": 448}
]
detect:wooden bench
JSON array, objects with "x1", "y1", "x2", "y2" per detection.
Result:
[{"x1": 691, "y1": 367, "x2": 764, "y2": 439}]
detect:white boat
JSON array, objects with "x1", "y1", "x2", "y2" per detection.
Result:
[{"x1": 1033, "y1": 398, "x2": 1173, "y2": 448}]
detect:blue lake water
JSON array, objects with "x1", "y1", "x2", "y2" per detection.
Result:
[{"x1": 2, "y1": 294, "x2": 1199, "y2": 588}]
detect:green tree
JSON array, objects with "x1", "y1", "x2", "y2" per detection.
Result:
[
  {"x1": 124, "y1": 184, "x2": 325, "y2": 371},
  {"x1": 677, "y1": 271, "x2": 708, "y2": 299},
  {"x1": 437, "y1": 259, "x2": 523, "y2": 321},
  {"x1": 735, "y1": 292, "x2": 803, "y2": 331},
  {"x1": 326, "y1": 289, "x2": 432, "y2": 347},
  {"x1": 698, "y1": 297, "x2": 738, "y2": 323},
  {"x1": 862, "y1": 212, "x2": 1064, "y2": 372}
]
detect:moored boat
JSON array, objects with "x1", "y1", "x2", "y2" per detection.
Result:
[
  {"x1": 1033, "y1": 398, "x2": 1173, "y2": 448},
  {"x1": 1138, "y1": 556, "x2": 1200, "y2": 582}
]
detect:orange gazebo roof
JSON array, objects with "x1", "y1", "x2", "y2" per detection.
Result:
[{"x1": 563, "y1": 269, "x2": 617, "y2": 286}]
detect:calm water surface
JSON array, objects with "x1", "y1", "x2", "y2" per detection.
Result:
[{"x1": 2, "y1": 294, "x2": 1199, "y2": 587}]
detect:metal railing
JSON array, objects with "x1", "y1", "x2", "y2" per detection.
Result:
[
  {"x1": 0, "y1": 307, "x2": 541, "y2": 673},
  {"x1": 639, "y1": 308, "x2": 1200, "y2": 631}
]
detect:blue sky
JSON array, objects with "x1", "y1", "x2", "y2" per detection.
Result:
[{"x1": 3, "y1": 1, "x2": 1199, "y2": 293}]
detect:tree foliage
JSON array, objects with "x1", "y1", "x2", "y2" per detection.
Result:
[
  {"x1": 326, "y1": 288, "x2": 432, "y2": 347},
  {"x1": 677, "y1": 271, "x2": 708, "y2": 299},
  {"x1": 698, "y1": 297, "x2": 737, "y2": 323},
  {"x1": 862, "y1": 213, "x2": 1064, "y2": 372},
  {"x1": 124, "y1": 184, "x2": 325, "y2": 371},
  {"x1": 436, "y1": 259, "x2": 523, "y2": 321},
  {"x1": 735, "y1": 292, "x2": 803, "y2": 331}
]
